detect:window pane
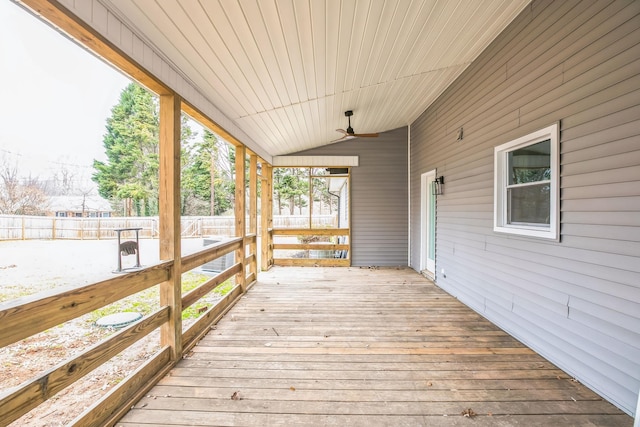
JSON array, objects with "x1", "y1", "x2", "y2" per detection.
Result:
[
  {"x1": 508, "y1": 139, "x2": 551, "y2": 185},
  {"x1": 508, "y1": 183, "x2": 550, "y2": 225}
]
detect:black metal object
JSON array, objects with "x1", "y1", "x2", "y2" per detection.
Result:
[
  {"x1": 113, "y1": 227, "x2": 142, "y2": 273},
  {"x1": 432, "y1": 176, "x2": 445, "y2": 195}
]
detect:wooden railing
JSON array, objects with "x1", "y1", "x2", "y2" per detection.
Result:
[
  {"x1": 0, "y1": 238, "x2": 256, "y2": 426},
  {"x1": 272, "y1": 228, "x2": 350, "y2": 267}
]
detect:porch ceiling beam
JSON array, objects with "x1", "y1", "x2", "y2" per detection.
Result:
[
  {"x1": 272, "y1": 156, "x2": 359, "y2": 167},
  {"x1": 18, "y1": 0, "x2": 273, "y2": 164},
  {"x1": 19, "y1": 0, "x2": 171, "y2": 96}
]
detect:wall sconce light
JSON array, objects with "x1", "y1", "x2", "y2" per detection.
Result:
[
  {"x1": 456, "y1": 127, "x2": 464, "y2": 141},
  {"x1": 432, "y1": 176, "x2": 445, "y2": 195},
  {"x1": 257, "y1": 162, "x2": 263, "y2": 175}
]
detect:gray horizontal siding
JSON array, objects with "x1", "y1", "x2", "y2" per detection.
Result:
[
  {"x1": 410, "y1": 0, "x2": 640, "y2": 416},
  {"x1": 293, "y1": 127, "x2": 408, "y2": 267}
]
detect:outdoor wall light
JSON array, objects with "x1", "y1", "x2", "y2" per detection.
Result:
[{"x1": 432, "y1": 176, "x2": 445, "y2": 195}]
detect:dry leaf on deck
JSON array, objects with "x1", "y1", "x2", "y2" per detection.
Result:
[
  {"x1": 231, "y1": 391, "x2": 240, "y2": 400},
  {"x1": 461, "y1": 408, "x2": 476, "y2": 417}
]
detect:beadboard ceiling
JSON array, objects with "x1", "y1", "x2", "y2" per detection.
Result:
[{"x1": 101, "y1": 0, "x2": 530, "y2": 157}]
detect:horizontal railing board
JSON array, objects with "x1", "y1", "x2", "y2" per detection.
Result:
[
  {"x1": 0, "y1": 307, "x2": 169, "y2": 425},
  {"x1": 183, "y1": 285, "x2": 243, "y2": 350},
  {"x1": 274, "y1": 258, "x2": 350, "y2": 267},
  {"x1": 274, "y1": 243, "x2": 349, "y2": 250},
  {"x1": 71, "y1": 346, "x2": 173, "y2": 427},
  {"x1": 0, "y1": 261, "x2": 172, "y2": 348},
  {"x1": 181, "y1": 237, "x2": 242, "y2": 272},
  {"x1": 273, "y1": 228, "x2": 350, "y2": 236},
  {"x1": 181, "y1": 263, "x2": 241, "y2": 309},
  {"x1": 0, "y1": 227, "x2": 256, "y2": 425}
]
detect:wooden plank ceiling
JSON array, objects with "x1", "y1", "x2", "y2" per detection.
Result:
[{"x1": 102, "y1": 0, "x2": 530, "y2": 157}]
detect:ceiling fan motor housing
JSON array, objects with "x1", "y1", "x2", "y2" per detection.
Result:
[{"x1": 345, "y1": 110, "x2": 354, "y2": 134}]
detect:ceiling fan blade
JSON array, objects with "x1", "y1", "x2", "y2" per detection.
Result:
[
  {"x1": 334, "y1": 120, "x2": 377, "y2": 141},
  {"x1": 331, "y1": 133, "x2": 356, "y2": 143}
]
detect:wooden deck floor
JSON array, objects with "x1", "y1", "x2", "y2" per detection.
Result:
[{"x1": 117, "y1": 267, "x2": 632, "y2": 426}]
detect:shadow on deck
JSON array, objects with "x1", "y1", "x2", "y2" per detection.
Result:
[{"x1": 118, "y1": 267, "x2": 632, "y2": 426}]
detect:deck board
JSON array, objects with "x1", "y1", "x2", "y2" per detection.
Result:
[{"x1": 117, "y1": 267, "x2": 632, "y2": 426}]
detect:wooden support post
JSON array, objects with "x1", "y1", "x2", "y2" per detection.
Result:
[
  {"x1": 159, "y1": 93, "x2": 182, "y2": 361},
  {"x1": 234, "y1": 145, "x2": 246, "y2": 292},
  {"x1": 249, "y1": 155, "x2": 258, "y2": 278},
  {"x1": 268, "y1": 165, "x2": 274, "y2": 267},
  {"x1": 260, "y1": 170, "x2": 268, "y2": 271},
  {"x1": 261, "y1": 164, "x2": 273, "y2": 271},
  {"x1": 308, "y1": 170, "x2": 313, "y2": 228}
]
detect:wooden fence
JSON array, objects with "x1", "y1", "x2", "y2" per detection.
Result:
[{"x1": 0, "y1": 215, "x2": 336, "y2": 241}]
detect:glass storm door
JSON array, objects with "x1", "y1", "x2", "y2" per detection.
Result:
[{"x1": 421, "y1": 171, "x2": 436, "y2": 276}]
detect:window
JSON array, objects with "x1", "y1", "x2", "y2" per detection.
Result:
[{"x1": 494, "y1": 123, "x2": 559, "y2": 240}]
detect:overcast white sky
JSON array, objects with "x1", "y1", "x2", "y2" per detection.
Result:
[{"x1": 0, "y1": 1, "x2": 131, "y2": 183}]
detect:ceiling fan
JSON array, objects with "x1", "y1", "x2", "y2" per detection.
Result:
[{"x1": 332, "y1": 110, "x2": 379, "y2": 142}]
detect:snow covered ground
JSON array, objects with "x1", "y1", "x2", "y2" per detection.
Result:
[{"x1": 0, "y1": 238, "x2": 208, "y2": 301}]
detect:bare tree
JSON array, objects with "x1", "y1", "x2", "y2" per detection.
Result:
[
  {"x1": 0, "y1": 157, "x2": 49, "y2": 215},
  {"x1": 49, "y1": 166, "x2": 77, "y2": 195}
]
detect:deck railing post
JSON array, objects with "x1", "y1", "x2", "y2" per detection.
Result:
[
  {"x1": 268, "y1": 165, "x2": 274, "y2": 267},
  {"x1": 235, "y1": 145, "x2": 246, "y2": 292},
  {"x1": 159, "y1": 93, "x2": 182, "y2": 361},
  {"x1": 249, "y1": 154, "x2": 258, "y2": 278},
  {"x1": 261, "y1": 164, "x2": 273, "y2": 270}
]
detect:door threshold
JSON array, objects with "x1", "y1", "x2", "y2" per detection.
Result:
[{"x1": 420, "y1": 270, "x2": 435, "y2": 281}]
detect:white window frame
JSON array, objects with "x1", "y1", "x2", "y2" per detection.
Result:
[{"x1": 494, "y1": 123, "x2": 559, "y2": 240}]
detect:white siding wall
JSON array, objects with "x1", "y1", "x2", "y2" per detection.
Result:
[
  {"x1": 295, "y1": 127, "x2": 409, "y2": 267},
  {"x1": 410, "y1": 0, "x2": 640, "y2": 416}
]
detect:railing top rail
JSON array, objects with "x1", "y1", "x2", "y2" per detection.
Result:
[
  {"x1": 272, "y1": 228, "x2": 350, "y2": 236},
  {"x1": 180, "y1": 237, "x2": 243, "y2": 273},
  {"x1": 0, "y1": 261, "x2": 173, "y2": 348}
]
